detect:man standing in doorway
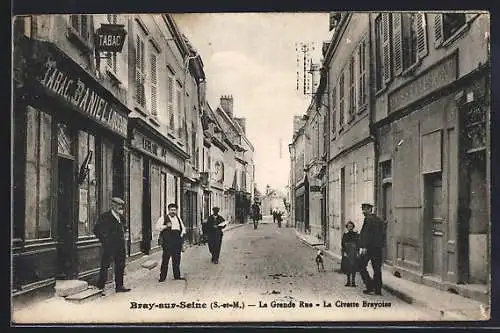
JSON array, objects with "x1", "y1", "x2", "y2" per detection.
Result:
[
  {"x1": 156, "y1": 203, "x2": 186, "y2": 281},
  {"x1": 358, "y1": 202, "x2": 386, "y2": 296},
  {"x1": 206, "y1": 207, "x2": 228, "y2": 264},
  {"x1": 93, "y1": 197, "x2": 131, "y2": 294}
]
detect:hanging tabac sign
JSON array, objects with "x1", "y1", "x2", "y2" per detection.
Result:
[{"x1": 95, "y1": 24, "x2": 127, "y2": 53}]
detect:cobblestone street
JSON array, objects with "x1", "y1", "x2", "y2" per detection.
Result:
[{"x1": 13, "y1": 217, "x2": 442, "y2": 324}]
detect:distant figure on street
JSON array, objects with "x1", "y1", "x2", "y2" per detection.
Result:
[
  {"x1": 93, "y1": 197, "x2": 131, "y2": 294},
  {"x1": 251, "y1": 201, "x2": 261, "y2": 229},
  {"x1": 357, "y1": 203, "x2": 386, "y2": 295},
  {"x1": 206, "y1": 207, "x2": 228, "y2": 264},
  {"x1": 276, "y1": 210, "x2": 283, "y2": 228},
  {"x1": 156, "y1": 203, "x2": 186, "y2": 282},
  {"x1": 272, "y1": 209, "x2": 277, "y2": 223},
  {"x1": 341, "y1": 221, "x2": 359, "y2": 287}
]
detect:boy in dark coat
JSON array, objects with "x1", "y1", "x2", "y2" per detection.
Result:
[{"x1": 341, "y1": 221, "x2": 359, "y2": 287}]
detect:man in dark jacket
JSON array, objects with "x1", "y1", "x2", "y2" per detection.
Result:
[
  {"x1": 93, "y1": 197, "x2": 131, "y2": 294},
  {"x1": 206, "y1": 207, "x2": 227, "y2": 264},
  {"x1": 358, "y1": 203, "x2": 386, "y2": 295}
]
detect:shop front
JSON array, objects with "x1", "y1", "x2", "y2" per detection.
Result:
[
  {"x1": 128, "y1": 118, "x2": 187, "y2": 257},
  {"x1": 375, "y1": 54, "x2": 489, "y2": 296},
  {"x1": 13, "y1": 37, "x2": 130, "y2": 293}
]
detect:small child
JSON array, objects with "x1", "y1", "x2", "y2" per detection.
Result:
[{"x1": 341, "y1": 221, "x2": 359, "y2": 287}]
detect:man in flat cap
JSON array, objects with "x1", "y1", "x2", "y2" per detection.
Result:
[
  {"x1": 93, "y1": 197, "x2": 131, "y2": 294},
  {"x1": 358, "y1": 202, "x2": 386, "y2": 296},
  {"x1": 206, "y1": 207, "x2": 228, "y2": 264}
]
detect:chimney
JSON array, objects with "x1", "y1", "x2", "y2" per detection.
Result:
[
  {"x1": 234, "y1": 117, "x2": 246, "y2": 134},
  {"x1": 220, "y1": 95, "x2": 234, "y2": 118}
]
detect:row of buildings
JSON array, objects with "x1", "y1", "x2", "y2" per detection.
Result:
[
  {"x1": 289, "y1": 12, "x2": 490, "y2": 303},
  {"x1": 12, "y1": 14, "x2": 255, "y2": 296}
]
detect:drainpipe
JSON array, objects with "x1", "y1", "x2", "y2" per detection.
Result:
[
  {"x1": 368, "y1": 15, "x2": 379, "y2": 213},
  {"x1": 325, "y1": 66, "x2": 330, "y2": 249}
]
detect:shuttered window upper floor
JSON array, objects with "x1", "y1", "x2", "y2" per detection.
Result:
[{"x1": 374, "y1": 12, "x2": 477, "y2": 93}]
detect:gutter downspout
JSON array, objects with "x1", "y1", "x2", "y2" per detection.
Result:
[
  {"x1": 325, "y1": 66, "x2": 331, "y2": 249},
  {"x1": 368, "y1": 15, "x2": 379, "y2": 214}
]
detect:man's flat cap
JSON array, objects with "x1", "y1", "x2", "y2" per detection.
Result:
[
  {"x1": 111, "y1": 197, "x2": 125, "y2": 205},
  {"x1": 361, "y1": 203, "x2": 373, "y2": 208}
]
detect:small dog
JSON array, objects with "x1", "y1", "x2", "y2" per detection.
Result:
[{"x1": 315, "y1": 250, "x2": 325, "y2": 272}]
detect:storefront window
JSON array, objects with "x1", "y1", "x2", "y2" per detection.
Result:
[
  {"x1": 25, "y1": 106, "x2": 53, "y2": 240},
  {"x1": 78, "y1": 130, "x2": 98, "y2": 237},
  {"x1": 160, "y1": 172, "x2": 166, "y2": 216},
  {"x1": 57, "y1": 123, "x2": 74, "y2": 156}
]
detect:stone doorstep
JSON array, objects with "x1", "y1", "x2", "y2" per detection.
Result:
[
  {"x1": 54, "y1": 280, "x2": 89, "y2": 297},
  {"x1": 64, "y1": 288, "x2": 103, "y2": 304}
]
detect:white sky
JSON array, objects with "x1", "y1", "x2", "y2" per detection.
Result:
[{"x1": 173, "y1": 13, "x2": 330, "y2": 193}]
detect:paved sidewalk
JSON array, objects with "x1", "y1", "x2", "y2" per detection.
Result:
[
  {"x1": 12, "y1": 222, "x2": 250, "y2": 316},
  {"x1": 295, "y1": 230, "x2": 490, "y2": 321}
]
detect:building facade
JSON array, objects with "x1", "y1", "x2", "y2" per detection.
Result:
[
  {"x1": 13, "y1": 14, "x2": 131, "y2": 292},
  {"x1": 200, "y1": 103, "x2": 226, "y2": 222},
  {"x1": 12, "y1": 13, "x2": 216, "y2": 298},
  {"x1": 323, "y1": 13, "x2": 375, "y2": 256},
  {"x1": 290, "y1": 118, "x2": 307, "y2": 232},
  {"x1": 303, "y1": 63, "x2": 329, "y2": 242},
  {"x1": 126, "y1": 14, "x2": 193, "y2": 257},
  {"x1": 370, "y1": 12, "x2": 490, "y2": 302}
]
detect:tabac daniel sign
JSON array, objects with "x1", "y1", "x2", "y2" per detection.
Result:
[
  {"x1": 36, "y1": 55, "x2": 128, "y2": 137},
  {"x1": 95, "y1": 24, "x2": 127, "y2": 53}
]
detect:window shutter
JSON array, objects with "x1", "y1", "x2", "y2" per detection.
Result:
[
  {"x1": 135, "y1": 36, "x2": 142, "y2": 106},
  {"x1": 71, "y1": 15, "x2": 79, "y2": 31},
  {"x1": 392, "y1": 13, "x2": 403, "y2": 76},
  {"x1": 177, "y1": 89, "x2": 182, "y2": 136},
  {"x1": 168, "y1": 76, "x2": 174, "y2": 129},
  {"x1": 434, "y1": 14, "x2": 443, "y2": 47},
  {"x1": 358, "y1": 40, "x2": 367, "y2": 107},
  {"x1": 81, "y1": 15, "x2": 89, "y2": 41},
  {"x1": 339, "y1": 74, "x2": 345, "y2": 127},
  {"x1": 349, "y1": 57, "x2": 356, "y2": 118},
  {"x1": 150, "y1": 53, "x2": 157, "y2": 115},
  {"x1": 416, "y1": 13, "x2": 428, "y2": 59},
  {"x1": 331, "y1": 85, "x2": 337, "y2": 134},
  {"x1": 140, "y1": 40, "x2": 145, "y2": 75},
  {"x1": 382, "y1": 13, "x2": 392, "y2": 83}
]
